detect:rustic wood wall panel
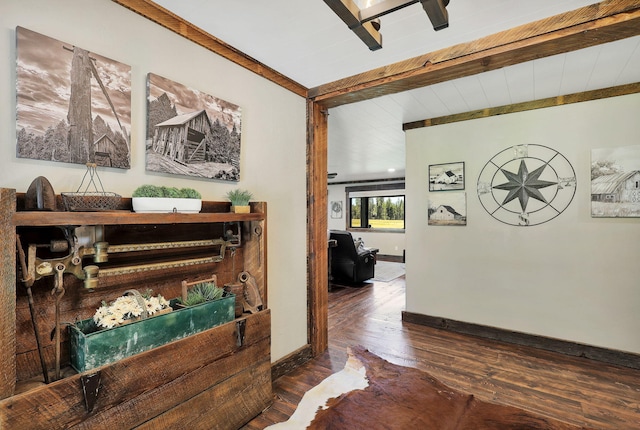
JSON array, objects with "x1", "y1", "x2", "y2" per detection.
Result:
[
  {"x1": 2, "y1": 190, "x2": 271, "y2": 427},
  {"x1": 0, "y1": 188, "x2": 16, "y2": 399},
  {"x1": 138, "y1": 359, "x2": 272, "y2": 430},
  {"x1": 0, "y1": 311, "x2": 271, "y2": 429}
]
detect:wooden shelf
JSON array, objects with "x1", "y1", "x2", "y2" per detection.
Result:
[
  {"x1": 13, "y1": 210, "x2": 265, "y2": 227},
  {"x1": 1, "y1": 189, "x2": 271, "y2": 427}
]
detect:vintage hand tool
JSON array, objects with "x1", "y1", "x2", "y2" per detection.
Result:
[
  {"x1": 15, "y1": 234, "x2": 50, "y2": 384},
  {"x1": 51, "y1": 262, "x2": 66, "y2": 381},
  {"x1": 253, "y1": 224, "x2": 262, "y2": 266},
  {"x1": 238, "y1": 271, "x2": 263, "y2": 314}
]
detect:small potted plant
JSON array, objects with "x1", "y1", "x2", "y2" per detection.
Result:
[
  {"x1": 132, "y1": 185, "x2": 202, "y2": 213},
  {"x1": 225, "y1": 189, "x2": 253, "y2": 213},
  {"x1": 177, "y1": 281, "x2": 225, "y2": 307}
]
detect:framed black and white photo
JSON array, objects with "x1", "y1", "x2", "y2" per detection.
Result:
[
  {"x1": 591, "y1": 145, "x2": 640, "y2": 218},
  {"x1": 331, "y1": 201, "x2": 343, "y2": 219},
  {"x1": 428, "y1": 162, "x2": 464, "y2": 191},
  {"x1": 428, "y1": 192, "x2": 466, "y2": 226}
]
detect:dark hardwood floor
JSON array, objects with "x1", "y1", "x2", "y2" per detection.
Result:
[{"x1": 244, "y1": 269, "x2": 640, "y2": 429}]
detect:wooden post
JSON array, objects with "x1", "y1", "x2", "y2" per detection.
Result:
[
  {"x1": 0, "y1": 188, "x2": 16, "y2": 399},
  {"x1": 307, "y1": 101, "x2": 329, "y2": 355}
]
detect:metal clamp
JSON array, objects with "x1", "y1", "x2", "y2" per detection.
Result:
[
  {"x1": 235, "y1": 319, "x2": 246, "y2": 347},
  {"x1": 81, "y1": 372, "x2": 101, "y2": 412}
]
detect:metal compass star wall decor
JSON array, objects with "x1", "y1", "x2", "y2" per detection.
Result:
[{"x1": 477, "y1": 144, "x2": 576, "y2": 226}]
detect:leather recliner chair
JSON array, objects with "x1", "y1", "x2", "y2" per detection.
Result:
[{"x1": 329, "y1": 230, "x2": 377, "y2": 284}]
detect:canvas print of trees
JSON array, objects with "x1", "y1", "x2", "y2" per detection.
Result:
[
  {"x1": 16, "y1": 27, "x2": 131, "y2": 169},
  {"x1": 146, "y1": 73, "x2": 242, "y2": 181},
  {"x1": 591, "y1": 145, "x2": 640, "y2": 217}
]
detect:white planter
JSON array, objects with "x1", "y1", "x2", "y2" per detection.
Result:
[{"x1": 132, "y1": 197, "x2": 202, "y2": 213}]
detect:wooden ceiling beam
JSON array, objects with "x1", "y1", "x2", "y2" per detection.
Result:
[
  {"x1": 323, "y1": 0, "x2": 383, "y2": 51},
  {"x1": 112, "y1": 0, "x2": 308, "y2": 98},
  {"x1": 309, "y1": 0, "x2": 640, "y2": 108},
  {"x1": 403, "y1": 82, "x2": 640, "y2": 130},
  {"x1": 420, "y1": 0, "x2": 449, "y2": 31}
]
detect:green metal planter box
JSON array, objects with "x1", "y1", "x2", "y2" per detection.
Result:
[{"x1": 69, "y1": 293, "x2": 235, "y2": 372}]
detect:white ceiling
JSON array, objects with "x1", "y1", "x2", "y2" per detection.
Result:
[{"x1": 152, "y1": 0, "x2": 640, "y2": 182}]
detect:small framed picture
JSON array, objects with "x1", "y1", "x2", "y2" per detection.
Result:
[
  {"x1": 428, "y1": 192, "x2": 467, "y2": 226},
  {"x1": 330, "y1": 201, "x2": 343, "y2": 219},
  {"x1": 429, "y1": 162, "x2": 465, "y2": 191},
  {"x1": 591, "y1": 145, "x2": 640, "y2": 218}
]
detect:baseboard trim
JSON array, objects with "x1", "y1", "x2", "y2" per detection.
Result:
[
  {"x1": 377, "y1": 254, "x2": 403, "y2": 263},
  {"x1": 402, "y1": 311, "x2": 640, "y2": 370},
  {"x1": 271, "y1": 344, "x2": 314, "y2": 381}
]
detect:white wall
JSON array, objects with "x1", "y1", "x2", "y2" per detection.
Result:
[
  {"x1": 405, "y1": 93, "x2": 640, "y2": 354},
  {"x1": 328, "y1": 183, "x2": 406, "y2": 256},
  {"x1": 0, "y1": 0, "x2": 308, "y2": 362}
]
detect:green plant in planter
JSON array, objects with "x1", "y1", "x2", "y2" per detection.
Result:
[
  {"x1": 132, "y1": 184, "x2": 164, "y2": 198},
  {"x1": 133, "y1": 184, "x2": 201, "y2": 199},
  {"x1": 161, "y1": 186, "x2": 181, "y2": 198},
  {"x1": 225, "y1": 189, "x2": 253, "y2": 206},
  {"x1": 180, "y1": 187, "x2": 202, "y2": 199},
  {"x1": 179, "y1": 282, "x2": 224, "y2": 307}
]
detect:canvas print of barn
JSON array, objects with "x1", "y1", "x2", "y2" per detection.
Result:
[
  {"x1": 591, "y1": 145, "x2": 640, "y2": 218},
  {"x1": 16, "y1": 27, "x2": 131, "y2": 169},
  {"x1": 428, "y1": 192, "x2": 467, "y2": 226},
  {"x1": 429, "y1": 162, "x2": 464, "y2": 191},
  {"x1": 146, "y1": 73, "x2": 242, "y2": 181}
]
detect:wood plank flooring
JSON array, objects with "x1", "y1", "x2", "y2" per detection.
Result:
[{"x1": 243, "y1": 270, "x2": 640, "y2": 429}]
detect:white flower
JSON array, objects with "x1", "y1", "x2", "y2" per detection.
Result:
[
  {"x1": 98, "y1": 310, "x2": 125, "y2": 329},
  {"x1": 93, "y1": 306, "x2": 110, "y2": 323},
  {"x1": 124, "y1": 301, "x2": 141, "y2": 316},
  {"x1": 129, "y1": 304, "x2": 143, "y2": 317},
  {"x1": 92, "y1": 291, "x2": 171, "y2": 329},
  {"x1": 145, "y1": 297, "x2": 156, "y2": 315},
  {"x1": 110, "y1": 301, "x2": 128, "y2": 315},
  {"x1": 158, "y1": 295, "x2": 169, "y2": 309},
  {"x1": 152, "y1": 296, "x2": 164, "y2": 311},
  {"x1": 113, "y1": 295, "x2": 135, "y2": 306}
]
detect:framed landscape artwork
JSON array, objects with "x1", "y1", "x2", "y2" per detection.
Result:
[
  {"x1": 591, "y1": 145, "x2": 640, "y2": 218},
  {"x1": 146, "y1": 73, "x2": 242, "y2": 181},
  {"x1": 429, "y1": 162, "x2": 464, "y2": 191},
  {"x1": 428, "y1": 192, "x2": 466, "y2": 226},
  {"x1": 16, "y1": 27, "x2": 131, "y2": 169}
]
